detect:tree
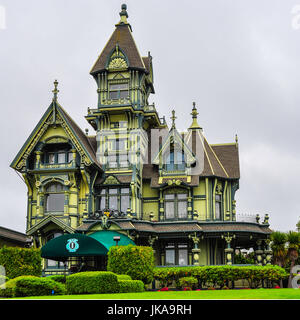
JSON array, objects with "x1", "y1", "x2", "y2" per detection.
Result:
[
  {"x1": 286, "y1": 231, "x2": 300, "y2": 288},
  {"x1": 270, "y1": 231, "x2": 287, "y2": 288},
  {"x1": 296, "y1": 219, "x2": 300, "y2": 232}
]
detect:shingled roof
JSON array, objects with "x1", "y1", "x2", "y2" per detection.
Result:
[
  {"x1": 90, "y1": 23, "x2": 146, "y2": 75},
  {"x1": 57, "y1": 104, "x2": 101, "y2": 170},
  {"x1": 0, "y1": 226, "x2": 32, "y2": 246}
]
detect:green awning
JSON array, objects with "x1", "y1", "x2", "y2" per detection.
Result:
[
  {"x1": 88, "y1": 230, "x2": 135, "y2": 249},
  {"x1": 41, "y1": 231, "x2": 135, "y2": 261},
  {"x1": 41, "y1": 233, "x2": 108, "y2": 261}
]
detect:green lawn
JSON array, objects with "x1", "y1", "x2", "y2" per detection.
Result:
[{"x1": 10, "y1": 288, "x2": 300, "y2": 300}]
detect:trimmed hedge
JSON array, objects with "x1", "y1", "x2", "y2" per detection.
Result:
[
  {"x1": 47, "y1": 275, "x2": 66, "y2": 284},
  {"x1": 14, "y1": 277, "x2": 66, "y2": 297},
  {"x1": 0, "y1": 275, "x2": 65, "y2": 298},
  {"x1": 0, "y1": 247, "x2": 42, "y2": 279},
  {"x1": 154, "y1": 265, "x2": 288, "y2": 289},
  {"x1": 66, "y1": 271, "x2": 119, "y2": 294},
  {"x1": 118, "y1": 280, "x2": 145, "y2": 293},
  {"x1": 107, "y1": 245, "x2": 154, "y2": 284},
  {"x1": 117, "y1": 274, "x2": 132, "y2": 280}
]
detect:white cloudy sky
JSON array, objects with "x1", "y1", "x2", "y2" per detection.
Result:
[{"x1": 0, "y1": 0, "x2": 300, "y2": 233}]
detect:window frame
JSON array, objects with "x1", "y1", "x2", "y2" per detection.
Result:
[
  {"x1": 98, "y1": 187, "x2": 130, "y2": 214},
  {"x1": 45, "y1": 183, "x2": 65, "y2": 213},
  {"x1": 164, "y1": 191, "x2": 188, "y2": 221},
  {"x1": 108, "y1": 82, "x2": 129, "y2": 100},
  {"x1": 165, "y1": 243, "x2": 189, "y2": 266},
  {"x1": 215, "y1": 193, "x2": 222, "y2": 220}
]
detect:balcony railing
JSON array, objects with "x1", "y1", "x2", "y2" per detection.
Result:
[{"x1": 236, "y1": 214, "x2": 257, "y2": 223}]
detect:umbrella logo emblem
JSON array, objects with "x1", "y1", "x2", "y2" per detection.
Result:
[{"x1": 66, "y1": 239, "x2": 79, "y2": 253}]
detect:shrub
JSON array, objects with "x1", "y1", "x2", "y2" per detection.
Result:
[
  {"x1": 178, "y1": 276, "x2": 198, "y2": 290},
  {"x1": 66, "y1": 271, "x2": 119, "y2": 294},
  {"x1": 118, "y1": 280, "x2": 145, "y2": 293},
  {"x1": 0, "y1": 247, "x2": 42, "y2": 279},
  {"x1": 107, "y1": 245, "x2": 154, "y2": 284},
  {"x1": 117, "y1": 274, "x2": 132, "y2": 280},
  {"x1": 0, "y1": 275, "x2": 65, "y2": 297},
  {"x1": 153, "y1": 265, "x2": 288, "y2": 289},
  {"x1": 14, "y1": 277, "x2": 66, "y2": 297},
  {"x1": 47, "y1": 275, "x2": 66, "y2": 284}
]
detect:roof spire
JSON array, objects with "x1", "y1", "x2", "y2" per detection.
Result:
[
  {"x1": 189, "y1": 102, "x2": 202, "y2": 130},
  {"x1": 119, "y1": 4, "x2": 129, "y2": 24},
  {"x1": 52, "y1": 79, "x2": 59, "y2": 102},
  {"x1": 171, "y1": 110, "x2": 177, "y2": 129}
]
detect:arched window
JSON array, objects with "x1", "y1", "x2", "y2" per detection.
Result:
[
  {"x1": 164, "y1": 190, "x2": 188, "y2": 220},
  {"x1": 45, "y1": 183, "x2": 65, "y2": 213}
]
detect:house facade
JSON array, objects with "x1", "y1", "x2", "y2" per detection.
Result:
[{"x1": 10, "y1": 5, "x2": 272, "y2": 274}]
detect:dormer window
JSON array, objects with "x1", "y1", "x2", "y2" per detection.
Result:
[
  {"x1": 164, "y1": 150, "x2": 185, "y2": 171},
  {"x1": 109, "y1": 83, "x2": 129, "y2": 100}
]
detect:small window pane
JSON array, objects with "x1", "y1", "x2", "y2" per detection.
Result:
[
  {"x1": 47, "y1": 259, "x2": 57, "y2": 267},
  {"x1": 178, "y1": 249, "x2": 188, "y2": 265},
  {"x1": 216, "y1": 194, "x2": 221, "y2": 201},
  {"x1": 165, "y1": 250, "x2": 175, "y2": 266},
  {"x1": 109, "y1": 189, "x2": 118, "y2": 194},
  {"x1": 165, "y1": 194, "x2": 175, "y2": 200},
  {"x1": 110, "y1": 83, "x2": 128, "y2": 90},
  {"x1": 109, "y1": 91, "x2": 118, "y2": 100},
  {"x1": 68, "y1": 152, "x2": 73, "y2": 162},
  {"x1": 100, "y1": 197, "x2": 106, "y2": 209},
  {"x1": 165, "y1": 202, "x2": 175, "y2": 219},
  {"x1": 178, "y1": 244, "x2": 188, "y2": 248},
  {"x1": 121, "y1": 195, "x2": 130, "y2": 213},
  {"x1": 166, "y1": 243, "x2": 175, "y2": 248},
  {"x1": 178, "y1": 201, "x2": 187, "y2": 219},
  {"x1": 215, "y1": 202, "x2": 221, "y2": 220},
  {"x1": 46, "y1": 193, "x2": 65, "y2": 212},
  {"x1": 120, "y1": 90, "x2": 128, "y2": 99},
  {"x1": 56, "y1": 184, "x2": 63, "y2": 192},
  {"x1": 57, "y1": 153, "x2": 65, "y2": 163},
  {"x1": 109, "y1": 196, "x2": 118, "y2": 210},
  {"x1": 178, "y1": 193, "x2": 187, "y2": 200},
  {"x1": 121, "y1": 188, "x2": 130, "y2": 194},
  {"x1": 48, "y1": 153, "x2": 55, "y2": 164}
]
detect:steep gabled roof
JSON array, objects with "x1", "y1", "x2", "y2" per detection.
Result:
[
  {"x1": 10, "y1": 101, "x2": 102, "y2": 171},
  {"x1": 90, "y1": 23, "x2": 146, "y2": 75}
]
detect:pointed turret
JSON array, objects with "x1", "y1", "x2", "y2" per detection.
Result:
[{"x1": 90, "y1": 4, "x2": 146, "y2": 76}]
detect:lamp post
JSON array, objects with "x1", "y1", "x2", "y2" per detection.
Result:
[{"x1": 113, "y1": 236, "x2": 120, "y2": 246}]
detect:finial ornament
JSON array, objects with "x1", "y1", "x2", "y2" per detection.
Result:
[
  {"x1": 52, "y1": 79, "x2": 59, "y2": 102},
  {"x1": 235, "y1": 134, "x2": 238, "y2": 148},
  {"x1": 189, "y1": 101, "x2": 202, "y2": 130},
  {"x1": 191, "y1": 101, "x2": 199, "y2": 119},
  {"x1": 171, "y1": 109, "x2": 177, "y2": 129},
  {"x1": 119, "y1": 4, "x2": 128, "y2": 23}
]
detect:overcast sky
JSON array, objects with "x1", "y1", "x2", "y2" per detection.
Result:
[{"x1": 0, "y1": 0, "x2": 300, "y2": 233}]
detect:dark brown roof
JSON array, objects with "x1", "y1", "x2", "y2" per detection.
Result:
[
  {"x1": 76, "y1": 220, "x2": 271, "y2": 235},
  {"x1": 95, "y1": 174, "x2": 132, "y2": 185},
  {"x1": 90, "y1": 24, "x2": 145, "y2": 75},
  {"x1": 211, "y1": 144, "x2": 240, "y2": 179},
  {"x1": 142, "y1": 57, "x2": 150, "y2": 74},
  {"x1": 57, "y1": 104, "x2": 102, "y2": 170},
  {"x1": 0, "y1": 226, "x2": 31, "y2": 245}
]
